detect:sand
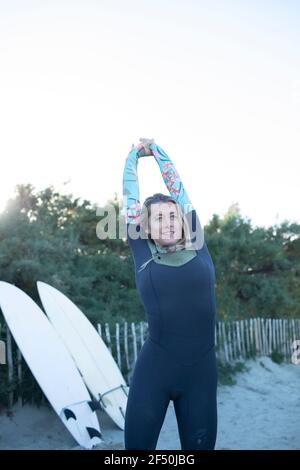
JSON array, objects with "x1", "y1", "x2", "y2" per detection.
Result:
[{"x1": 0, "y1": 356, "x2": 299, "y2": 450}]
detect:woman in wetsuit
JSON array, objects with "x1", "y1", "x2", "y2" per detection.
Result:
[{"x1": 122, "y1": 138, "x2": 218, "y2": 450}]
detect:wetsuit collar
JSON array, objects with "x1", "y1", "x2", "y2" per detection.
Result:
[{"x1": 138, "y1": 239, "x2": 197, "y2": 272}]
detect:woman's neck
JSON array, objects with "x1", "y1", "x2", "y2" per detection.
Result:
[{"x1": 153, "y1": 239, "x2": 185, "y2": 253}]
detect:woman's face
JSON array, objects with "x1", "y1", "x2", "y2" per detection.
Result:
[{"x1": 147, "y1": 202, "x2": 183, "y2": 247}]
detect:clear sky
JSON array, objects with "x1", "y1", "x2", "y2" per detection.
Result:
[{"x1": 1, "y1": 0, "x2": 299, "y2": 228}]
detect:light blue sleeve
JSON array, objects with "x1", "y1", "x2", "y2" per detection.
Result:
[
  {"x1": 149, "y1": 142, "x2": 204, "y2": 250},
  {"x1": 149, "y1": 143, "x2": 194, "y2": 215},
  {"x1": 122, "y1": 142, "x2": 204, "y2": 249},
  {"x1": 122, "y1": 147, "x2": 142, "y2": 225}
]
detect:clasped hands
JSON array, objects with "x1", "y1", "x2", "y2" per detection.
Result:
[{"x1": 131, "y1": 137, "x2": 155, "y2": 157}]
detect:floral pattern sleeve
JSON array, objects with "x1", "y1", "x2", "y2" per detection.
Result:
[
  {"x1": 149, "y1": 142, "x2": 204, "y2": 250},
  {"x1": 149, "y1": 143, "x2": 194, "y2": 214}
]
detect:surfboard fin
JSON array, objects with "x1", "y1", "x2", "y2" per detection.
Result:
[
  {"x1": 88, "y1": 400, "x2": 101, "y2": 412},
  {"x1": 86, "y1": 427, "x2": 102, "y2": 439},
  {"x1": 64, "y1": 408, "x2": 77, "y2": 420}
]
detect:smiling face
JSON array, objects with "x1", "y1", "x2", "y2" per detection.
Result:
[{"x1": 147, "y1": 202, "x2": 184, "y2": 247}]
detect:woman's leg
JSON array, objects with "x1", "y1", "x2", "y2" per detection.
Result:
[
  {"x1": 173, "y1": 347, "x2": 218, "y2": 450},
  {"x1": 124, "y1": 339, "x2": 171, "y2": 450}
]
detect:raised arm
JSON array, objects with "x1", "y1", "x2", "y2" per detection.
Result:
[
  {"x1": 123, "y1": 139, "x2": 204, "y2": 249},
  {"x1": 122, "y1": 146, "x2": 142, "y2": 225},
  {"x1": 149, "y1": 142, "x2": 204, "y2": 250},
  {"x1": 149, "y1": 142, "x2": 194, "y2": 215}
]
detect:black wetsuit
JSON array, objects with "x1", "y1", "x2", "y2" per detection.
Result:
[{"x1": 123, "y1": 143, "x2": 218, "y2": 450}]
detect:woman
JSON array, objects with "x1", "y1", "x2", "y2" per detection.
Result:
[{"x1": 122, "y1": 138, "x2": 218, "y2": 450}]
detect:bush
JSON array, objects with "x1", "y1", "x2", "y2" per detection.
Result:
[
  {"x1": 270, "y1": 349, "x2": 285, "y2": 364},
  {"x1": 217, "y1": 358, "x2": 248, "y2": 386}
]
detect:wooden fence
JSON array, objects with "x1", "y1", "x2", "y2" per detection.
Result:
[
  {"x1": 96, "y1": 317, "x2": 300, "y2": 367},
  {"x1": 1, "y1": 317, "x2": 300, "y2": 406}
]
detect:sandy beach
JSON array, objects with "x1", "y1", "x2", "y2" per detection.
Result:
[{"x1": 0, "y1": 356, "x2": 299, "y2": 450}]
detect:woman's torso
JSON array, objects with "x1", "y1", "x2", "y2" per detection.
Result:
[{"x1": 127, "y1": 220, "x2": 217, "y2": 360}]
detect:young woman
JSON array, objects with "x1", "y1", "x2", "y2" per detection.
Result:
[{"x1": 122, "y1": 138, "x2": 218, "y2": 450}]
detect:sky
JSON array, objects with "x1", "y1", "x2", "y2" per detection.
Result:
[{"x1": 0, "y1": 0, "x2": 299, "y2": 229}]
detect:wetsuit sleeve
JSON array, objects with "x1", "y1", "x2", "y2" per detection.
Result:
[
  {"x1": 149, "y1": 142, "x2": 204, "y2": 250},
  {"x1": 122, "y1": 147, "x2": 142, "y2": 225},
  {"x1": 122, "y1": 146, "x2": 150, "y2": 267},
  {"x1": 149, "y1": 143, "x2": 194, "y2": 214}
]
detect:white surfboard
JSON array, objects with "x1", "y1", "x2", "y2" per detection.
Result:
[
  {"x1": 0, "y1": 281, "x2": 102, "y2": 449},
  {"x1": 37, "y1": 281, "x2": 128, "y2": 430}
]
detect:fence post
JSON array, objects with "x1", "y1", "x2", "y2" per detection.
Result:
[
  {"x1": 258, "y1": 318, "x2": 263, "y2": 355},
  {"x1": 214, "y1": 321, "x2": 217, "y2": 349},
  {"x1": 124, "y1": 321, "x2": 130, "y2": 371},
  {"x1": 296, "y1": 320, "x2": 300, "y2": 345},
  {"x1": 268, "y1": 318, "x2": 272, "y2": 355},
  {"x1": 131, "y1": 322, "x2": 137, "y2": 364},
  {"x1": 221, "y1": 321, "x2": 229, "y2": 362},
  {"x1": 115, "y1": 323, "x2": 121, "y2": 369},
  {"x1": 6, "y1": 328, "x2": 14, "y2": 409},
  {"x1": 287, "y1": 319, "x2": 291, "y2": 361},
  {"x1": 236, "y1": 321, "x2": 242, "y2": 359},
  {"x1": 291, "y1": 319, "x2": 296, "y2": 359},
  {"x1": 261, "y1": 318, "x2": 267, "y2": 356},
  {"x1": 0, "y1": 340, "x2": 6, "y2": 365},
  {"x1": 230, "y1": 321, "x2": 235, "y2": 360},
  {"x1": 240, "y1": 319, "x2": 245, "y2": 358},
  {"x1": 279, "y1": 319, "x2": 284, "y2": 356},
  {"x1": 272, "y1": 318, "x2": 276, "y2": 352},
  {"x1": 286, "y1": 319, "x2": 291, "y2": 360},
  {"x1": 277, "y1": 319, "x2": 281, "y2": 354},
  {"x1": 105, "y1": 322, "x2": 112, "y2": 354},
  {"x1": 254, "y1": 318, "x2": 259, "y2": 355},
  {"x1": 282, "y1": 319, "x2": 287, "y2": 361},
  {"x1": 249, "y1": 318, "x2": 253, "y2": 355},
  {"x1": 245, "y1": 319, "x2": 250, "y2": 356},
  {"x1": 17, "y1": 348, "x2": 23, "y2": 406},
  {"x1": 140, "y1": 321, "x2": 146, "y2": 348},
  {"x1": 218, "y1": 321, "x2": 223, "y2": 362}
]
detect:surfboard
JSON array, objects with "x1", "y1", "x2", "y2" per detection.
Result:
[
  {"x1": 37, "y1": 281, "x2": 128, "y2": 430},
  {"x1": 0, "y1": 281, "x2": 102, "y2": 449}
]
